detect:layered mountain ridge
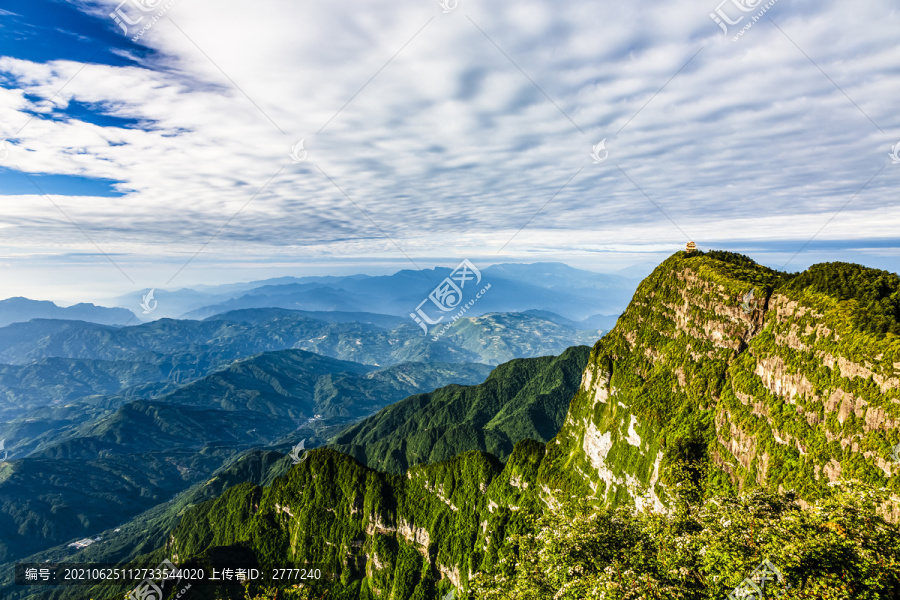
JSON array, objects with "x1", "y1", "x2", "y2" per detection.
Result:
[
  {"x1": 28, "y1": 251, "x2": 899, "y2": 599},
  {"x1": 329, "y1": 345, "x2": 591, "y2": 473}
]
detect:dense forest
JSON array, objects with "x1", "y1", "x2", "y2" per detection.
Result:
[
  {"x1": 44, "y1": 250, "x2": 898, "y2": 600},
  {"x1": 173, "y1": 453, "x2": 900, "y2": 600},
  {"x1": 157, "y1": 250, "x2": 900, "y2": 600},
  {"x1": 781, "y1": 262, "x2": 900, "y2": 338}
]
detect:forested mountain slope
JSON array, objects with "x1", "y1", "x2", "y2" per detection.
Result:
[
  {"x1": 542, "y1": 251, "x2": 900, "y2": 516},
  {"x1": 0, "y1": 449, "x2": 293, "y2": 600},
  {"x1": 82, "y1": 252, "x2": 900, "y2": 599},
  {"x1": 330, "y1": 346, "x2": 590, "y2": 473},
  {"x1": 0, "y1": 351, "x2": 491, "y2": 567}
]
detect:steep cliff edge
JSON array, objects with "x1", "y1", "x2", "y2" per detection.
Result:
[
  {"x1": 160, "y1": 251, "x2": 900, "y2": 599},
  {"x1": 542, "y1": 250, "x2": 900, "y2": 518}
]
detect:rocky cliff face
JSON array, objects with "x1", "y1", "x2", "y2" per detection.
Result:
[
  {"x1": 543, "y1": 251, "x2": 900, "y2": 519},
  {"x1": 166, "y1": 251, "x2": 900, "y2": 597},
  {"x1": 168, "y1": 444, "x2": 548, "y2": 598}
]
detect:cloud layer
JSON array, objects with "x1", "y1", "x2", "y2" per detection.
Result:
[{"x1": 0, "y1": 0, "x2": 898, "y2": 300}]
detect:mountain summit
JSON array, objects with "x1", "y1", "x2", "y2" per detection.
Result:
[
  {"x1": 102, "y1": 251, "x2": 899, "y2": 600},
  {"x1": 544, "y1": 250, "x2": 899, "y2": 515}
]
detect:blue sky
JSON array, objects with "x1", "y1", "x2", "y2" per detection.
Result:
[{"x1": 0, "y1": 0, "x2": 898, "y2": 303}]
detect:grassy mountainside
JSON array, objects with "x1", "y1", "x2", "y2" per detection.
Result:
[
  {"x1": 330, "y1": 346, "x2": 590, "y2": 473},
  {"x1": 542, "y1": 251, "x2": 900, "y2": 515},
  {"x1": 167, "y1": 447, "x2": 900, "y2": 599},
  {"x1": 151, "y1": 252, "x2": 900, "y2": 599}
]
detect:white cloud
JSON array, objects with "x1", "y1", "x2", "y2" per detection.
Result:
[{"x1": 0, "y1": 0, "x2": 898, "y2": 300}]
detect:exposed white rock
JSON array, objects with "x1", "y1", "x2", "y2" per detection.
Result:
[
  {"x1": 625, "y1": 415, "x2": 641, "y2": 447},
  {"x1": 509, "y1": 475, "x2": 528, "y2": 489},
  {"x1": 581, "y1": 363, "x2": 610, "y2": 402},
  {"x1": 625, "y1": 452, "x2": 666, "y2": 513},
  {"x1": 438, "y1": 564, "x2": 462, "y2": 589},
  {"x1": 582, "y1": 419, "x2": 623, "y2": 492},
  {"x1": 397, "y1": 519, "x2": 430, "y2": 547}
]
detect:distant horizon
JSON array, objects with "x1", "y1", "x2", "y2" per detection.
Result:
[
  {"x1": 2, "y1": 244, "x2": 898, "y2": 310},
  {"x1": 1, "y1": 0, "x2": 898, "y2": 308},
  {"x1": 0, "y1": 3, "x2": 897, "y2": 597}
]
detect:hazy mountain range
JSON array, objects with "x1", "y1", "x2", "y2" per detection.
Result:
[
  {"x1": 0, "y1": 297, "x2": 134, "y2": 327},
  {"x1": 8, "y1": 250, "x2": 887, "y2": 600},
  {"x1": 0, "y1": 308, "x2": 600, "y2": 422},
  {"x1": 43, "y1": 262, "x2": 639, "y2": 323},
  {"x1": 0, "y1": 274, "x2": 608, "y2": 582},
  {"x1": 0, "y1": 349, "x2": 494, "y2": 566},
  {"x1": 0, "y1": 253, "x2": 897, "y2": 599}
]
